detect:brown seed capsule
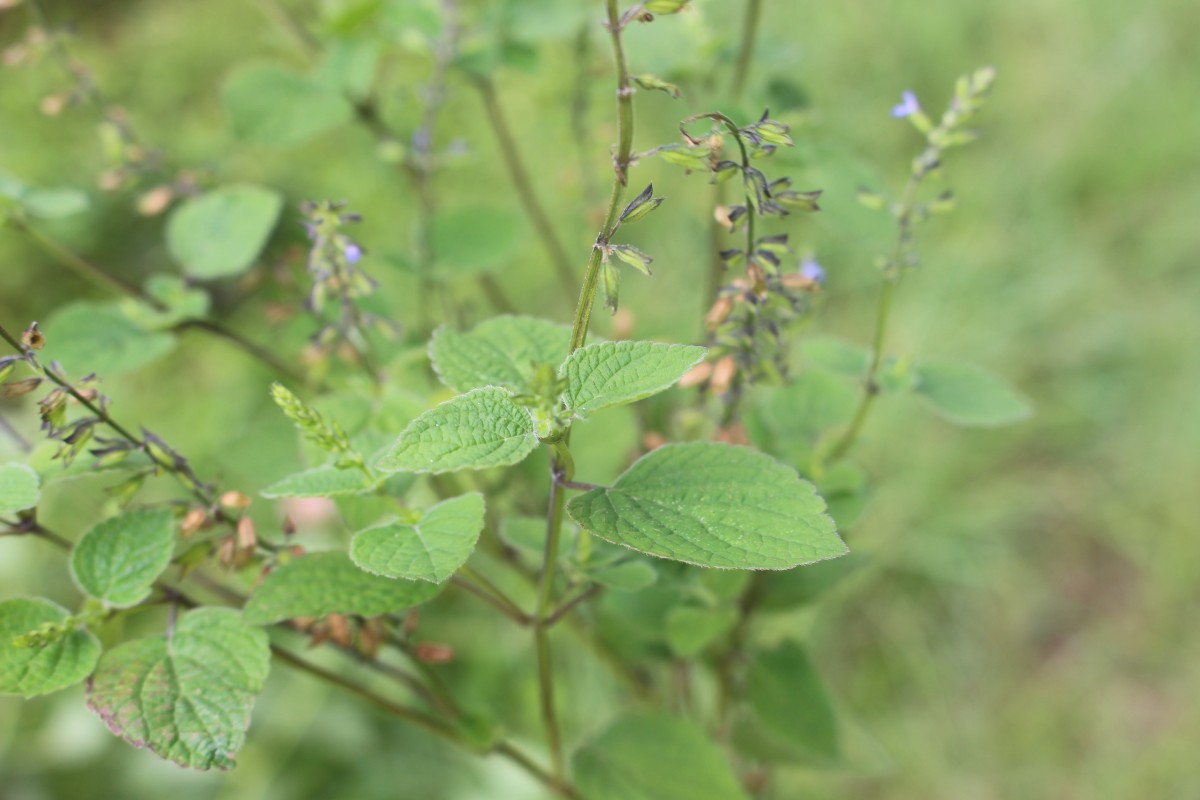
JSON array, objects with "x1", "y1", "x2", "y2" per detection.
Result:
[
  {"x1": 642, "y1": 431, "x2": 669, "y2": 451},
  {"x1": 705, "y1": 296, "x2": 734, "y2": 329},
  {"x1": 713, "y1": 205, "x2": 734, "y2": 231},
  {"x1": 221, "y1": 490, "x2": 252, "y2": 510},
  {"x1": 678, "y1": 361, "x2": 714, "y2": 388},
  {"x1": 136, "y1": 185, "x2": 174, "y2": 216},
  {"x1": 326, "y1": 614, "x2": 353, "y2": 648},
  {"x1": 21, "y1": 323, "x2": 45, "y2": 350},
  {"x1": 236, "y1": 516, "x2": 257, "y2": 551},
  {"x1": 179, "y1": 507, "x2": 208, "y2": 538},
  {"x1": 413, "y1": 642, "x2": 455, "y2": 664},
  {"x1": 1, "y1": 378, "x2": 43, "y2": 399},
  {"x1": 710, "y1": 355, "x2": 738, "y2": 394}
]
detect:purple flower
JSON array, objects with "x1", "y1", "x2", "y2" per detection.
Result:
[
  {"x1": 344, "y1": 243, "x2": 362, "y2": 264},
  {"x1": 891, "y1": 90, "x2": 920, "y2": 119},
  {"x1": 800, "y1": 257, "x2": 825, "y2": 284}
]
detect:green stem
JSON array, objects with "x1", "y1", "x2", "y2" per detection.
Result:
[
  {"x1": 0, "y1": 322, "x2": 218, "y2": 507},
  {"x1": 475, "y1": 77, "x2": 577, "y2": 301},
  {"x1": 730, "y1": 0, "x2": 764, "y2": 100},
  {"x1": 824, "y1": 171, "x2": 922, "y2": 464},
  {"x1": 534, "y1": 473, "x2": 569, "y2": 786}
]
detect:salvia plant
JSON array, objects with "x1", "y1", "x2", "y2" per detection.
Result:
[{"x1": 0, "y1": 1, "x2": 1031, "y2": 797}]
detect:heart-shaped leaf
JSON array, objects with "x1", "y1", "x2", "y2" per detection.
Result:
[{"x1": 87, "y1": 608, "x2": 270, "y2": 770}]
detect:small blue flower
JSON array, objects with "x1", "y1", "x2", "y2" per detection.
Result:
[
  {"x1": 344, "y1": 243, "x2": 363, "y2": 264},
  {"x1": 891, "y1": 90, "x2": 920, "y2": 119},
  {"x1": 800, "y1": 257, "x2": 825, "y2": 284}
]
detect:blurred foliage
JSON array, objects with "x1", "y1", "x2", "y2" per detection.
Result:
[{"x1": 2, "y1": 0, "x2": 1199, "y2": 797}]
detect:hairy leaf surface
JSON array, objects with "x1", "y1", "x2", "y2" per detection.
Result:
[
  {"x1": 377, "y1": 388, "x2": 538, "y2": 474},
  {"x1": 87, "y1": 608, "x2": 270, "y2": 770},
  {"x1": 568, "y1": 443, "x2": 845, "y2": 569},
  {"x1": 244, "y1": 551, "x2": 441, "y2": 624},
  {"x1": 351, "y1": 493, "x2": 486, "y2": 583},
  {"x1": 70, "y1": 509, "x2": 175, "y2": 608},
  {"x1": 260, "y1": 465, "x2": 374, "y2": 498},
  {"x1": 0, "y1": 598, "x2": 100, "y2": 698},
  {"x1": 430, "y1": 316, "x2": 571, "y2": 394},
  {"x1": 561, "y1": 341, "x2": 706, "y2": 416}
]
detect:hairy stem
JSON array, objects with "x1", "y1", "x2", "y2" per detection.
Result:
[
  {"x1": 568, "y1": 0, "x2": 637, "y2": 353},
  {"x1": 475, "y1": 76, "x2": 577, "y2": 301}
]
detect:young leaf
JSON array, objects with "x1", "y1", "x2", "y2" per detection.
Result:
[
  {"x1": 589, "y1": 560, "x2": 658, "y2": 592},
  {"x1": 260, "y1": 465, "x2": 374, "y2": 498},
  {"x1": 430, "y1": 316, "x2": 571, "y2": 394},
  {"x1": 243, "y1": 551, "x2": 441, "y2": 625},
  {"x1": 665, "y1": 605, "x2": 738, "y2": 658},
  {"x1": 567, "y1": 443, "x2": 846, "y2": 569},
  {"x1": 377, "y1": 388, "x2": 539, "y2": 474},
  {"x1": 744, "y1": 371, "x2": 857, "y2": 462},
  {"x1": 70, "y1": 508, "x2": 176, "y2": 608},
  {"x1": 610, "y1": 244, "x2": 654, "y2": 276},
  {"x1": 561, "y1": 341, "x2": 706, "y2": 417},
  {"x1": 0, "y1": 598, "x2": 100, "y2": 698},
  {"x1": 222, "y1": 64, "x2": 353, "y2": 146},
  {"x1": 573, "y1": 713, "x2": 750, "y2": 800},
  {"x1": 618, "y1": 183, "x2": 664, "y2": 224},
  {"x1": 914, "y1": 361, "x2": 1032, "y2": 427},
  {"x1": 351, "y1": 493, "x2": 486, "y2": 584},
  {"x1": 0, "y1": 463, "x2": 39, "y2": 515},
  {"x1": 745, "y1": 641, "x2": 840, "y2": 761},
  {"x1": 87, "y1": 608, "x2": 270, "y2": 770},
  {"x1": 166, "y1": 184, "x2": 283, "y2": 280}
]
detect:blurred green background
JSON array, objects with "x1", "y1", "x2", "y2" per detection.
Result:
[{"x1": 2, "y1": 0, "x2": 1199, "y2": 797}]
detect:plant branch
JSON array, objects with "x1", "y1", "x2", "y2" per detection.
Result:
[
  {"x1": 730, "y1": 0, "x2": 764, "y2": 100},
  {"x1": 824, "y1": 170, "x2": 922, "y2": 464},
  {"x1": 568, "y1": 0, "x2": 638, "y2": 354},
  {"x1": 545, "y1": 584, "x2": 601, "y2": 627},
  {"x1": 475, "y1": 76, "x2": 577, "y2": 301},
  {"x1": 172, "y1": 319, "x2": 308, "y2": 384}
]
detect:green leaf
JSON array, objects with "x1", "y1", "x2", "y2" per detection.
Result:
[
  {"x1": 610, "y1": 244, "x2": 654, "y2": 276},
  {"x1": 561, "y1": 341, "x2": 706, "y2": 417},
  {"x1": 244, "y1": 551, "x2": 441, "y2": 625},
  {"x1": 351, "y1": 493, "x2": 486, "y2": 583},
  {"x1": 166, "y1": 184, "x2": 283, "y2": 280},
  {"x1": 70, "y1": 509, "x2": 176, "y2": 608},
  {"x1": 377, "y1": 388, "x2": 539, "y2": 474},
  {"x1": 0, "y1": 462, "x2": 40, "y2": 515},
  {"x1": 429, "y1": 206, "x2": 525, "y2": 275},
  {"x1": 222, "y1": 64, "x2": 353, "y2": 146},
  {"x1": 665, "y1": 605, "x2": 738, "y2": 658},
  {"x1": 744, "y1": 371, "x2": 857, "y2": 463},
  {"x1": 745, "y1": 641, "x2": 840, "y2": 761},
  {"x1": 42, "y1": 301, "x2": 176, "y2": 377},
  {"x1": 430, "y1": 316, "x2": 571, "y2": 394},
  {"x1": 0, "y1": 598, "x2": 100, "y2": 698},
  {"x1": 567, "y1": 443, "x2": 845, "y2": 570},
  {"x1": 499, "y1": 515, "x2": 547, "y2": 553},
  {"x1": 261, "y1": 465, "x2": 374, "y2": 498},
  {"x1": 120, "y1": 275, "x2": 211, "y2": 331},
  {"x1": 589, "y1": 560, "x2": 658, "y2": 592},
  {"x1": 574, "y1": 713, "x2": 750, "y2": 800},
  {"x1": 914, "y1": 361, "x2": 1032, "y2": 427},
  {"x1": 800, "y1": 336, "x2": 871, "y2": 376},
  {"x1": 22, "y1": 187, "x2": 89, "y2": 219},
  {"x1": 87, "y1": 608, "x2": 270, "y2": 770}
]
